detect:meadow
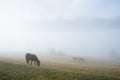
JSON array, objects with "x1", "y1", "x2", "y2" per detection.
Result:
[{"x1": 0, "y1": 56, "x2": 120, "y2": 80}]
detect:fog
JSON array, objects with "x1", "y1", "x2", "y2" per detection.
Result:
[{"x1": 0, "y1": 0, "x2": 120, "y2": 62}]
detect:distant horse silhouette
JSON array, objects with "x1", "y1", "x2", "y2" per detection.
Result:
[
  {"x1": 25, "y1": 53, "x2": 40, "y2": 66},
  {"x1": 72, "y1": 57, "x2": 86, "y2": 63}
]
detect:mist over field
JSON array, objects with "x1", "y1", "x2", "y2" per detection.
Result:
[
  {"x1": 0, "y1": 0, "x2": 120, "y2": 63},
  {"x1": 0, "y1": 0, "x2": 120, "y2": 80}
]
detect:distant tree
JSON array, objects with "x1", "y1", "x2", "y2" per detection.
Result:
[
  {"x1": 57, "y1": 50, "x2": 65, "y2": 56},
  {"x1": 50, "y1": 48, "x2": 56, "y2": 55},
  {"x1": 50, "y1": 48, "x2": 65, "y2": 56}
]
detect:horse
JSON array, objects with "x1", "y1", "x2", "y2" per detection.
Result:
[
  {"x1": 25, "y1": 53, "x2": 40, "y2": 66},
  {"x1": 72, "y1": 56, "x2": 86, "y2": 63}
]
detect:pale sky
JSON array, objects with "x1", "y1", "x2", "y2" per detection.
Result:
[{"x1": 0, "y1": 0, "x2": 120, "y2": 59}]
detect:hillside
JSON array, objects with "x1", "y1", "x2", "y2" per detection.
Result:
[{"x1": 0, "y1": 60, "x2": 120, "y2": 80}]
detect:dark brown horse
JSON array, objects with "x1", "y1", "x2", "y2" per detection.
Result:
[
  {"x1": 72, "y1": 56, "x2": 86, "y2": 63},
  {"x1": 25, "y1": 53, "x2": 40, "y2": 66}
]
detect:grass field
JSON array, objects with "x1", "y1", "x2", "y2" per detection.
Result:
[{"x1": 0, "y1": 57, "x2": 120, "y2": 80}]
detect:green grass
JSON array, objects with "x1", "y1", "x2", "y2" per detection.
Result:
[{"x1": 0, "y1": 61, "x2": 120, "y2": 80}]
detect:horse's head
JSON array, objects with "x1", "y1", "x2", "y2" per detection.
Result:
[{"x1": 37, "y1": 60, "x2": 40, "y2": 66}]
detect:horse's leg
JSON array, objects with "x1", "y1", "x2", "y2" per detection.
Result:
[
  {"x1": 34, "y1": 61, "x2": 36, "y2": 65},
  {"x1": 31, "y1": 60, "x2": 33, "y2": 65},
  {"x1": 81, "y1": 58, "x2": 86, "y2": 63},
  {"x1": 28, "y1": 60, "x2": 29, "y2": 64}
]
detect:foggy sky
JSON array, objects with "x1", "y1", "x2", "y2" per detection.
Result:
[{"x1": 0, "y1": 0, "x2": 120, "y2": 59}]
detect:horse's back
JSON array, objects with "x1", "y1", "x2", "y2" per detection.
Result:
[
  {"x1": 25, "y1": 53, "x2": 31, "y2": 58},
  {"x1": 31, "y1": 54, "x2": 38, "y2": 61},
  {"x1": 25, "y1": 53, "x2": 38, "y2": 60}
]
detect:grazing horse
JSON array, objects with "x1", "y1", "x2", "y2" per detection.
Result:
[
  {"x1": 25, "y1": 53, "x2": 40, "y2": 66},
  {"x1": 72, "y1": 57, "x2": 86, "y2": 63}
]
